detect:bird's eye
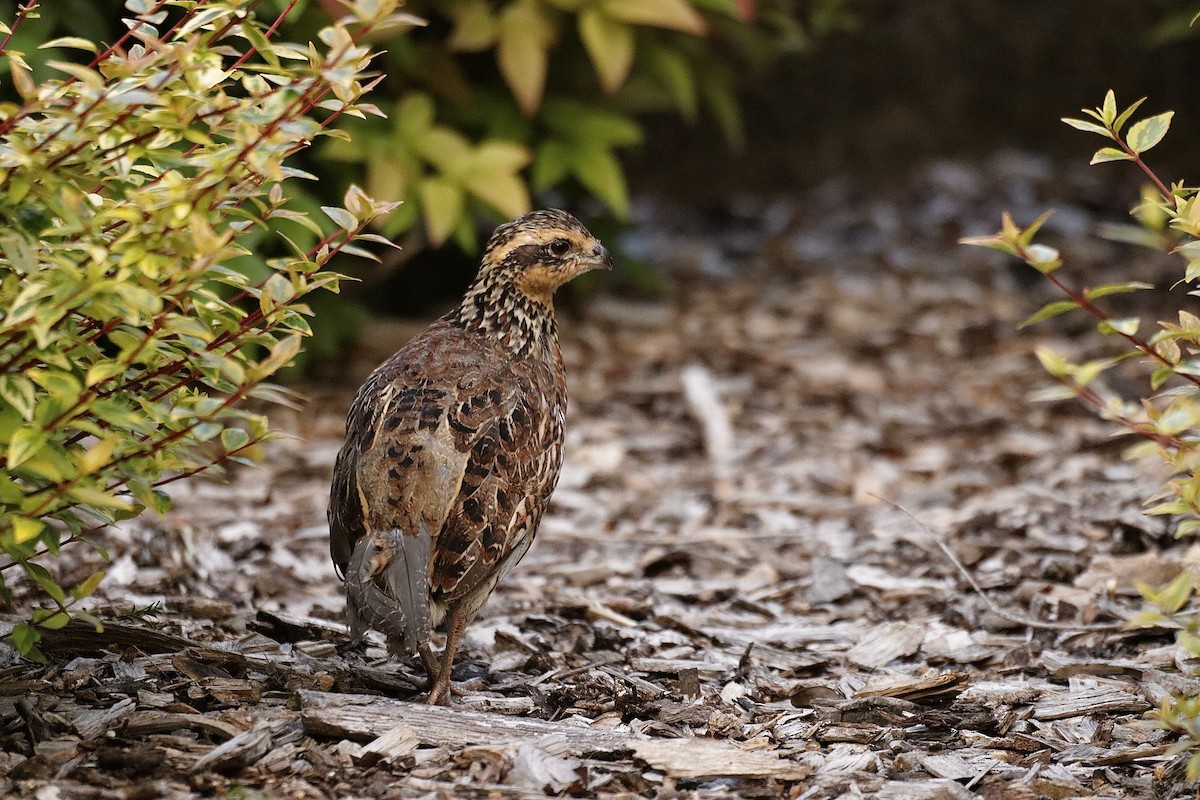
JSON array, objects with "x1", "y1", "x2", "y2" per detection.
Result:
[{"x1": 548, "y1": 238, "x2": 570, "y2": 256}]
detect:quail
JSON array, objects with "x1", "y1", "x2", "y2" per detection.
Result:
[{"x1": 328, "y1": 209, "x2": 611, "y2": 704}]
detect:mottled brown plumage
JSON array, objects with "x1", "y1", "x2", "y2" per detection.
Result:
[{"x1": 329, "y1": 209, "x2": 610, "y2": 704}]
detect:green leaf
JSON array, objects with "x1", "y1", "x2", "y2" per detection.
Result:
[
  {"x1": 8, "y1": 622, "x2": 42, "y2": 659},
  {"x1": 413, "y1": 128, "x2": 473, "y2": 172},
  {"x1": 39, "y1": 36, "x2": 98, "y2": 52},
  {"x1": 25, "y1": 563, "x2": 65, "y2": 604},
  {"x1": 1084, "y1": 281, "x2": 1153, "y2": 300},
  {"x1": 322, "y1": 206, "x2": 358, "y2": 232},
  {"x1": 67, "y1": 486, "x2": 135, "y2": 511},
  {"x1": 579, "y1": 8, "x2": 635, "y2": 94},
  {"x1": 221, "y1": 428, "x2": 250, "y2": 452},
  {"x1": 701, "y1": 78, "x2": 744, "y2": 151},
  {"x1": 531, "y1": 141, "x2": 573, "y2": 191},
  {"x1": 463, "y1": 140, "x2": 531, "y2": 178},
  {"x1": 541, "y1": 99, "x2": 643, "y2": 147},
  {"x1": 647, "y1": 48, "x2": 698, "y2": 122},
  {"x1": 394, "y1": 93, "x2": 437, "y2": 141},
  {"x1": 462, "y1": 171, "x2": 530, "y2": 221},
  {"x1": 250, "y1": 334, "x2": 303, "y2": 382},
  {"x1": 1018, "y1": 300, "x2": 1079, "y2": 329},
  {"x1": 569, "y1": 144, "x2": 630, "y2": 219},
  {"x1": 1091, "y1": 147, "x2": 1133, "y2": 165},
  {"x1": 958, "y1": 233, "x2": 1018, "y2": 258},
  {"x1": 1151, "y1": 570, "x2": 1196, "y2": 614},
  {"x1": 32, "y1": 608, "x2": 71, "y2": 630},
  {"x1": 1126, "y1": 111, "x2": 1174, "y2": 155},
  {"x1": 1112, "y1": 96, "x2": 1147, "y2": 134},
  {"x1": 238, "y1": 18, "x2": 280, "y2": 69},
  {"x1": 1017, "y1": 210, "x2": 1056, "y2": 247},
  {"x1": 78, "y1": 437, "x2": 116, "y2": 475}
]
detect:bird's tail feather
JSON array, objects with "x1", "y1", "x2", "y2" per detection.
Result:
[{"x1": 345, "y1": 526, "x2": 432, "y2": 657}]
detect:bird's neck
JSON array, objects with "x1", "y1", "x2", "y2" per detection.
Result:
[{"x1": 447, "y1": 271, "x2": 559, "y2": 359}]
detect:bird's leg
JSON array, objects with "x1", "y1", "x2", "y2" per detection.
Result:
[
  {"x1": 419, "y1": 643, "x2": 439, "y2": 691},
  {"x1": 425, "y1": 609, "x2": 467, "y2": 706}
]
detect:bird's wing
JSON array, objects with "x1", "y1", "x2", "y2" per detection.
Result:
[
  {"x1": 329, "y1": 362, "x2": 472, "y2": 653},
  {"x1": 428, "y1": 356, "x2": 563, "y2": 606}
]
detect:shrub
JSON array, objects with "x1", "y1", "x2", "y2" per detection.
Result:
[
  {"x1": 312, "y1": 0, "x2": 847, "y2": 250},
  {"x1": 0, "y1": 0, "x2": 399, "y2": 660},
  {"x1": 963, "y1": 90, "x2": 1200, "y2": 775}
]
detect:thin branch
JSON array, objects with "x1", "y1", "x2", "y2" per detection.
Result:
[{"x1": 871, "y1": 495, "x2": 1123, "y2": 633}]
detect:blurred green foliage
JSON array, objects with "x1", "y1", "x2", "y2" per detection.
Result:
[
  {"x1": 309, "y1": 0, "x2": 848, "y2": 251},
  {"x1": 2, "y1": 0, "x2": 849, "y2": 250}
]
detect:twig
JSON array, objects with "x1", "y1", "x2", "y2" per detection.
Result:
[{"x1": 869, "y1": 494, "x2": 1122, "y2": 632}]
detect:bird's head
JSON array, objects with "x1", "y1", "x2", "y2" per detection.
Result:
[{"x1": 478, "y1": 209, "x2": 612, "y2": 305}]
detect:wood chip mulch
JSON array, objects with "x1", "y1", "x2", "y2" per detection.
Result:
[{"x1": 2, "y1": 153, "x2": 1197, "y2": 799}]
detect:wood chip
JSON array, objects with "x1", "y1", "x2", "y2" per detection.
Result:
[
  {"x1": 629, "y1": 737, "x2": 810, "y2": 780},
  {"x1": 121, "y1": 711, "x2": 245, "y2": 741},
  {"x1": 877, "y1": 779, "x2": 975, "y2": 799},
  {"x1": 856, "y1": 671, "x2": 968, "y2": 703},
  {"x1": 192, "y1": 724, "x2": 275, "y2": 774},
  {"x1": 1032, "y1": 687, "x2": 1150, "y2": 721},
  {"x1": 300, "y1": 689, "x2": 634, "y2": 756},
  {"x1": 71, "y1": 697, "x2": 135, "y2": 740},
  {"x1": 847, "y1": 622, "x2": 925, "y2": 668},
  {"x1": 358, "y1": 722, "x2": 420, "y2": 765}
]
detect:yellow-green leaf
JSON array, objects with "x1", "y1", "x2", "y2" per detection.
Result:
[
  {"x1": 601, "y1": 0, "x2": 707, "y2": 35},
  {"x1": 1126, "y1": 111, "x2": 1173, "y2": 155},
  {"x1": 250, "y1": 334, "x2": 303, "y2": 382},
  {"x1": 8, "y1": 426, "x2": 48, "y2": 469},
  {"x1": 1018, "y1": 300, "x2": 1079, "y2": 329},
  {"x1": 1091, "y1": 147, "x2": 1133, "y2": 165},
  {"x1": 414, "y1": 127, "x2": 474, "y2": 173},
  {"x1": 39, "y1": 36, "x2": 98, "y2": 52},
  {"x1": 466, "y1": 140, "x2": 531, "y2": 177},
  {"x1": 78, "y1": 437, "x2": 116, "y2": 475},
  {"x1": 11, "y1": 516, "x2": 44, "y2": 545},
  {"x1": 463, "y1": 171, "x2": 530, "y2": 221},
  {"x1": 0, "y1": 374, "x2": 36, "y2": 420},
  {"x1": 67, "y1": 486, "x2": 135, "y2": 511},
  {"x1": 579, "y1": 8, "x2": 635, "y2": 94},
  {"x1": 71, "y1": 570, "x2": 106, "y2": 601},
  {"x1": 449, "y1": 0, "x2": 497, "y2": 51},
  {"x1": 497, "y1": 0, "x2": 555, "y2": 114},
  {"x1": 419, "y1": 178, "x2": 465, "y2": 246},
  {"x1": 1097, "y1": 317, "x2": 1140, "y2": 337}
]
